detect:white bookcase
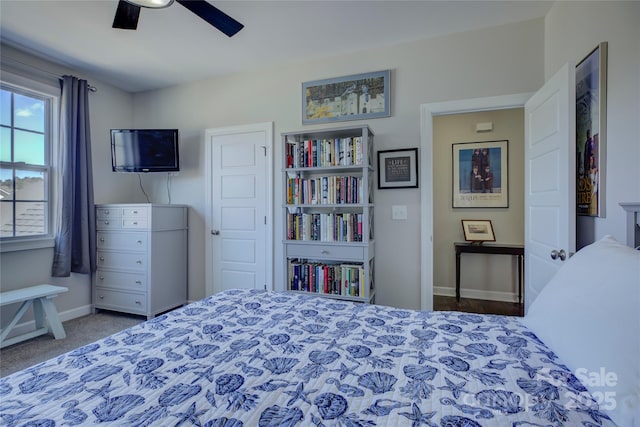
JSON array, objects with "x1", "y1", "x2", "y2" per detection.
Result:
[
  {"x1": 282, "y1": 125, "x2": 375, "y2": 303},
  {"x1": 94, "y1": 203, "x2": 188, "y2": 318}
]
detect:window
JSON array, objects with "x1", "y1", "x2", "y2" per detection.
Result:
[{"x1": 0, "y1": 82, "x2": 55, "y2": 243}]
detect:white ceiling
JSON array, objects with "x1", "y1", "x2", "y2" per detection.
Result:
[{"x1": 0, "y1": 0, "x2": 553, "y2": 93}]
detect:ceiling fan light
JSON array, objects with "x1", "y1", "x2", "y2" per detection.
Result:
[{"x1": 125, "y1": 0, "x2": 174, "y2": 9}]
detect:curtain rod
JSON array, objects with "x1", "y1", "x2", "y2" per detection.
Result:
[{"x1": 2, "y1": 56, "x2": 97, "y2": 92}]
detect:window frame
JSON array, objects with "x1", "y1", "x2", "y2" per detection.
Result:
[{"x1": 0, "y1": 70, "x2": 59, "y2": 253}]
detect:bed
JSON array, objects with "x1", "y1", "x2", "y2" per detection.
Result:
[{"x1": 1, "y1": 235, "x2": 638, "y2": 426}]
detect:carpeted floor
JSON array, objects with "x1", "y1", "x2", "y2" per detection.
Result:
[{"x1": 0, "y1": 310, "x2": 144, "y2": 378}]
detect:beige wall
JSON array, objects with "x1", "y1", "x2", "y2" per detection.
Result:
[{"x1": 433, "y1": 109, "x2": 524, "y2": 300}]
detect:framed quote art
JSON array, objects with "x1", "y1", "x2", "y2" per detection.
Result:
[
  {"x1": 452, "y1": 140, "x2": 508, "y2": 208},
  {"x1": 377, "y1": 148, "x2": 418, "y2": 189}
]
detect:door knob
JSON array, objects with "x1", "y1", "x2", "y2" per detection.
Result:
[
  {"x1": 211, "y1": 229, "x2": 220, "y2": 235},
  {"x1": 550, "y1": 249, "x2": 567, "y2": 261}
]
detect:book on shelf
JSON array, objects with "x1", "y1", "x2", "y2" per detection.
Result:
[
  {"x1": 286, "y1": 212, "x2": 363, "y2": 242},
  {"x1": 286, "y1": 136, "x2": 363, "y2": 168},
  {"x1": 287, "y1": 259, "x2": 365, "y2": 297},
  {"x1": 286, "y1": 175, "x2": 363, "y2": 205},
  {"x1": 341, "y1": 264, "x2": 363, "y2": 297}
]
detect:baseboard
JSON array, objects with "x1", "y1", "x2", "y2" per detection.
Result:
[
  {"x1": 3, "y1": 304, "x2": 93, "y2": 340},
  {"x1": 433, "y1": 286, "x2": 457, "y2": 297},
  {"x1": 433, "y1": 286, "x2": 519, "y2": 303}
]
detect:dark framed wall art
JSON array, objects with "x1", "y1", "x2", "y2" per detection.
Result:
[
  {"x1": 452, "y1": 140, "x2": 508, "y2": 208},
  {"x1": 377, "y1": 148, "x2": 418, "y2": 189},
  {"x1": 576, "y1": 42, "x2": 607, "y2": 217},
  {"x1": 302, "y1": 70, "x2": 390, "y2": 125}
]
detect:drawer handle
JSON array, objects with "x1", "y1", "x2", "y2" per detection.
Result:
[
  {"x1": 99, "y1": 256, "x2": 105, "y2": 261},
  {"x1": 104, "y1": 211, "x2": 110, "y2": 215},
  {"x1": 99, "y1": 237, "x2": 105, "y2": 242},
  {"x1": 137, "y1": 240, "x2": 142, "y2": 244},
  {"x1": 133, "y1": 221, "x2": 138, "y2": 225},
  {"x1": 132, "y1": 210, "x2": 138, "y2": 214},
  {"x1": 99, "y1": 295, "x2": 104, "y2": 299},
  {"x1": 321, "y1": 250, "x2": 330, "y2": 254},
  {"x1": 136, "y1": 260, "x2": 142, "y2": 264},
  {"x1": 135, "y1": 280, "x2": 142, "y2": 284},
  {"x1": 99, "y1": 276, "x2": 104, "y2": 280},
  {"x1": 135, "y1": 300, "x2": 141, "y2": 305},
  {"x1": 104, "y1": 221, "x2": 110, "y2": 225}
]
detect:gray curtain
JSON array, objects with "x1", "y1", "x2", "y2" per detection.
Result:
[{"x1": 52, "y1": 75, "x2": 96, "y2": 277}]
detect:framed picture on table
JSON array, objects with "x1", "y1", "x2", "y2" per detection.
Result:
[{"x1": 461, "y1": 219, "x2": 496, "y2": 243}]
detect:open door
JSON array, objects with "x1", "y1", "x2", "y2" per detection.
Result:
[{"x1": 524, "y1": 63, "x2": 576, "y2": 313}]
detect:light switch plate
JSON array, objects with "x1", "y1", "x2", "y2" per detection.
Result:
[{"x1": 392, "y1": 205, "x2": 408, "y2": 220}]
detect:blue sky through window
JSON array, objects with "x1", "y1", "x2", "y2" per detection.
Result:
[{"x1": 0, "y1": 88, "x2": 46, "y2": 165}]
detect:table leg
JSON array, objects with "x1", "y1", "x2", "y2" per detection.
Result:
[
  {"x1": 33, "y1": 298, "x2": 45, "y2": 330},
  {"x1": 40, "y1": 297, "x2": 67, "y2": 339},
  {"x1": 456, "y1": 250, "x2": 461, "y2": 302},
  {"x1": 517, "y1": 254, "x2": 523, "y2": 304}
]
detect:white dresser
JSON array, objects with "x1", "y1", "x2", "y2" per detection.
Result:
[{"x1": 94, "y1": 204, "x2": 188, "y2": 319}]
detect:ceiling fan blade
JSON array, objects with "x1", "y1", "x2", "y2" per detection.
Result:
[
  {"x1": 175, "y1": 0, "x2": 244, "y2": 37},
  {"x1": 113, "y1": 0, "x2": 141, "y2": 30}
]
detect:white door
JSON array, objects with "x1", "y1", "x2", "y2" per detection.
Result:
[
  {"x1": 204, "y1": 123, "x2": 273, "y2": 296},
  {"x1": 524, "y1": 63, "x2": 576, "y2": 313}
]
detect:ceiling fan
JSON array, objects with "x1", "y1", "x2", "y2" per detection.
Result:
[{"x1": 112, "y1": 0, "x2": 244, "y2": 37}]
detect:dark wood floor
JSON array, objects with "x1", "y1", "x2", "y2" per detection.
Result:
[{"x1": 433, "y1": 295, "x2": 524, "y2": 317}]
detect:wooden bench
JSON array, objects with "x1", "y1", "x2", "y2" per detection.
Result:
[{"x1": 0, "y1": 285, "x2": 68, "y2": 348}]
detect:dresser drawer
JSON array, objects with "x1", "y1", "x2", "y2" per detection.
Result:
[
  {"x1": 96, "y1": 206, "x2": 149, "y2": 229},
  {"x1": 94, "y1": 287, "x2": 147, "y2": 314},
  {"x1": 96, "y1": 218, "x2": 123, "y2": 230},
  {"x1": 95, "y1": 269, "x2": 147, "y2": 291},
  {"x1": 122, "y1": 219, "x2": 149, "y2": 229},
  {"x1": 96, "y1": 207, "x2": 122, "y2": 220},
  {"x1": 286, "y1": 243, "x2": 364, "y2": 261},
  {"x1": 122, "y1": 206, "x2": 148, "y2": 219},
  {"x1": 97, "y1": 251, "x2": 147, "y2": 271},
  {"x1": 97, "y1": 232, "x2": 147, "y2": 251}
]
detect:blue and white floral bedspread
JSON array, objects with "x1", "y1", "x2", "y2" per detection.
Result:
[{"x1": 0, "y1": 289, "x2": 615, "y2": 426}]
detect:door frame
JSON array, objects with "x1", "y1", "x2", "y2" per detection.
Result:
[
  {"x1": 204, "y1": 122, "x2": 274, "y2": 296},
  {"x1": 419, "y1": 93, "x2": 532, "y2": 311}
]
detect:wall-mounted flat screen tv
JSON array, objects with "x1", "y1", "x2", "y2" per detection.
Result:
[{"x1": 111, "y1": 129, "x2": 179, "y2": 172}]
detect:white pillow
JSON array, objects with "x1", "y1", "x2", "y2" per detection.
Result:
[{"x1": 523, "y1": 235, "x2": 640, "y2": 427}]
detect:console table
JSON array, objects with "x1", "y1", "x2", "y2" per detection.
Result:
[{"x1": 455, "y1": 242, "x2": 524, "y2": 303}]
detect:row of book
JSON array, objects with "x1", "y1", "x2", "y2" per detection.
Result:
[
  {"x1": 287, "y1": 259, "x2": 366, "y2": 297},
  {"x1": 286, "y1": 175, "x2": 364, "y2": 205},
  {"x1": 286, "y1": 212, "x2": 363, "y2": 242},
  {"x1": 286, "y1": 137, "x2": 364, "y2": 168}
]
